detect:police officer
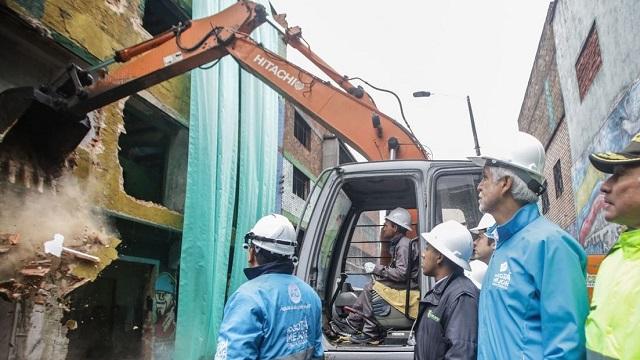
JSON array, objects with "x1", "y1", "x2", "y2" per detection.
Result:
[
  {"x1": 214, "y1": 214, "x2": 323, "y2": 360},
  {"x1": 586, "y1": 132, "x2": 640, "y2": 359}
]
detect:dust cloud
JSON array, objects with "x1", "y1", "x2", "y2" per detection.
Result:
[{"x1": 0, "y1": 173, "x2": 117, "y2": 279}]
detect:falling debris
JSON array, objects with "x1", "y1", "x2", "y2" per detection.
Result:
[
  {"x1": 65, "y1": 319, "x2": 78, "y2": 330},
  {"x1": 0, "y1": 173, "x2": 121, "y2": 304},
  {"x1": 0, "y1": 232, "x2": 20, "y2": 253},
  {"x1": 44, "y1": 234, "x2": 101, "y2": 263}
]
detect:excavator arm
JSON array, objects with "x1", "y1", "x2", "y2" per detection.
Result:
[
  {"x1": 225, "y1": 35, "x2": 425, "y2": 161},
  {"x1": 0, "y1": 0, "x2": 426, "y2": 177}
]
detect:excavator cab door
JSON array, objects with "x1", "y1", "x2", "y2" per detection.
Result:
[{"x1": 295, "y1": 161, "x2": 482, "y2": 358}]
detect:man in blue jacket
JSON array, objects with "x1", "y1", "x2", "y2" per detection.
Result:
[
  {"x1": 468, "y1": 132, "x2": 588, "y2": 359},
  {"x1": 214, "y1": 214, "x2": 323, "y2": 360}
]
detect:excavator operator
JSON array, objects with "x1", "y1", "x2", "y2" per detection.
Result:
[{"x1": 333, "y1": 208, "x2": 420, "y2": 344}]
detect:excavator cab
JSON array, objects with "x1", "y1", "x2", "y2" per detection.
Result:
[{"x1": 296, "y1": 161, "x2": 482, "y2": 357}]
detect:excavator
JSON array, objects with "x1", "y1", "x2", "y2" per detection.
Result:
[{"x1": 0, "y1": 1, "x2": 597, "y2": 357}]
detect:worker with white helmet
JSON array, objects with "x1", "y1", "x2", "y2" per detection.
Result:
[
  {"x1": 214, "y1": 214, "x2": 323, "y2": 360},
  {"x1": 468, "y1": 131, "x2": 588, "y2": 359},
  {"x1": 470, "y1": 213, "x2": 497, "y2": 265},
  {"x1": 414, "y1": 220, "x2": 479, "y2": 360},
  {"x1": 335, "y1": 207, "x2": 420, "y2": 344}
]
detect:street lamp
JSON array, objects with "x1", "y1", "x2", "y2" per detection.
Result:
[{"x1": 413, "y1": 91, "x2": 481, "y2": 156}]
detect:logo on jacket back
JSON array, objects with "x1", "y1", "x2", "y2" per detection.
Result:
[
  {"x1": 492, "y1": 261, "x2": 511, "y2": 289},
  {"x1": 288, "y1": 283, "x2": 302, "y2": 304}
]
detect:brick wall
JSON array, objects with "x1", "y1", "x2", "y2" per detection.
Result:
[
  {"x1": 282, "y1": 102, "x2": 326, "y2": 178},
  {"x1": 518, "y1": 2, "x2": 576, "y2": 230},
  {"x1": 281, "y1": 158, "x2": 314, "y2": 220},
  {"x1": 575, "y1": 22, "x2": 602, "y2": 101},
  {"x1": 541, "y1": 120, "x2": 577, "y2": 228},
  {"x1": 518, "y1": 3, "x2": 565, "y2": 146}
]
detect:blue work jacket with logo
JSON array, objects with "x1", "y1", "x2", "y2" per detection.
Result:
[
  {"x1": 215, "y1": 262, "x2": 323, "y2": 360},
  {"x1": 477, "y1": 203, "x2": 589, "y2": 360}
]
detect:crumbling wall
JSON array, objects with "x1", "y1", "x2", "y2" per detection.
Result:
[
  {"x1": 4, "y1": 0, "x2": 191, "y2": 119},
  {"x1": 0, "y1": 0, "x2": 189, "y2": 358}
]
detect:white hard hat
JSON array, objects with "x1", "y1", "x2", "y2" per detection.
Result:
[
  {"x1": 385, "y1": 207, "x2": 412, "y2": 231},
  {"x1": 244, "y1": 214, "x2": 297, "y2": 257},
  {"x1": 470, "y1": 213, "x2": 496, "y2": 234},
  {"x1": 465, "y1": 260, "x2": 488, "y2": 289},
  {"x1": 468, "y1": 131, "x2": 546, "y2": 195},
  {"x1": 421, "y1": 220, "x2": 473, "y2": 271}
]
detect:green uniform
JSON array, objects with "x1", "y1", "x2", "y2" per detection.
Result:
[{"x1": 586, "y1": 228, "x2": 640, "y2": 360}]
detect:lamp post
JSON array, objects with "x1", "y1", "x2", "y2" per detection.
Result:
[{"x1": 413, "y1": 91, "x2": 481, "y2": 156}]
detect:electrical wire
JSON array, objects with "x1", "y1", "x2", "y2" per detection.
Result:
[
  {"x1": 199, "y1": 59, "x2": 220, "y2": 70},
  {"x1": 175, "y1": 22, "x2": 223, "y2": 52},
  {"x1": 346, "y1": 77, "x2": 429, "y2": 158}
]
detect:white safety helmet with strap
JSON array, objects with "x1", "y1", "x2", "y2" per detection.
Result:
[
  {"x1": 243, "y1": 214, "x2": 297, "y2": 259},
  {"x1": 421, "y1": 220, "x2": 473, "y2": 271},
  {"x1": 468, "y1": 131, "x2": 546, "y2": 196},
  {"x1": 384, "y1": 207, "x2": 412, "y2": 231},
  {"x1": 470, "y1": 213, "x2": 496, "y2": 234}
]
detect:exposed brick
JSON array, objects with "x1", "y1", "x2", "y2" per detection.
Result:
[
  {"x1": 282, "y1": 102, "x2": 327, "y2": 178},
  {"x1": 575, "y1": 22, "x2": 602, "y2": 101},
  {"x1": 518, "y1": 3, "x2": 576, "y2": 230}
]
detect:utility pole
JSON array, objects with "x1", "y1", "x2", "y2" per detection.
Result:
[
  {"x1": 466, "y1": 95, "x2": 481, "y2": 156},
  {"x1": 412, "y1": 91, "x2": 482, "y2": 156}
]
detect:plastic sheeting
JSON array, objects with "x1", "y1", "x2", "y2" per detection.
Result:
[{"x1": 174, "y1": 0, "x2": 280, "y2": 358}]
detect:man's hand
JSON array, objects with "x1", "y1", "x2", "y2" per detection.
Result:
[{"x1": 364, "y1": 262, "x2": 376, "y2": 273}]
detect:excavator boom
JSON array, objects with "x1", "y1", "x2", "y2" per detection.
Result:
[{"x1": 0, "y1": 0, "x2": 426, "y2": 177}]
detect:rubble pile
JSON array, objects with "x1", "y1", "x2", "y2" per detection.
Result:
[
  {"x1": 0, "y1": 173, "x2": 120, "y2": 305},
  {"x1": 0, "y1": 229, "x2": 120, "y2": 303}
]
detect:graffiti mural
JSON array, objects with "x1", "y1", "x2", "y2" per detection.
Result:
[
  {"x1": 153, "y1": 272, "x2": 177, "y2": 359},
  {"x1": 572, "y1": 80, "x2": 640, "y2": 254}
]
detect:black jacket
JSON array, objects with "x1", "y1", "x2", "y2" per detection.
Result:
[{"x1": 414, "y1": 272, "x2": 479, "y2": 360}]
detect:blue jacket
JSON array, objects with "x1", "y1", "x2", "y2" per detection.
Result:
[
  {"x1": 477, "y1": 203, "x2": 588, "y2": 360},
  {"x1": 215, "y1": 262, "x2": 323, "y2": 360}
]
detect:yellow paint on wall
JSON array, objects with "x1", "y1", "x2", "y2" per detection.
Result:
[
  {"x1": 576, "y1": 166, "x2": 605, "y2": 212},
  {"x1": 70, "y1": 237, "x2": 122, "y2": 280}
]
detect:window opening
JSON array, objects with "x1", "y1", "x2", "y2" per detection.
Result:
[
  {"x1": 119, "y1": 98, "x2": 187, "y2": 210},
  {"x1": 292, "y1": 167, "x2": 310, "y2": 200},
  {"x1": 434, "y1": 173, "x2": 482, "y2": 228},
  {"x1": 293, "y1": 111, "x2": 311, "y2": 149},
  {"x1": 553, "y1": 160, "x2": 564, "y2": 198}
]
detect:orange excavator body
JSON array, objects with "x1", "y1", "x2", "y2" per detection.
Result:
[{"x1": 0, "y1": 0, "x2": 425, "y2": 179}]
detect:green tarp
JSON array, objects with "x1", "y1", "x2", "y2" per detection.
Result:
[{"x1": 174, "y1": 0, "x2": 280, "y2": 358}]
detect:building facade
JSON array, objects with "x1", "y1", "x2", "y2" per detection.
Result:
[
  {"x1": 552, "y1": 0, "x2": 640, "y2": 255},
  {"x1": 518, "y1": 2, "x2": 577, "y2": 232}
]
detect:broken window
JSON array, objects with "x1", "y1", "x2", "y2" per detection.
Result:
[
  {"x1": 142, "y1": 0, "x2": 191, "y2": 36},
  {"x1": 119, "y1": 97, "x2": 188, "y2": 211},
  {"x1": 293, "y1": 111, "x2": 311, "y2": 150},
  {"x1": 292, "y1": 167, "x2": 310, "y2": 200}
]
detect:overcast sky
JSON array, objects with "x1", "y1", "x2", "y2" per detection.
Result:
[{"x1": 269, "y1": 0, "x2": 551, "y2": 159}]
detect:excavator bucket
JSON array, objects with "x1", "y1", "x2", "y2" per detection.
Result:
[{"x1": 0, "y1": 86, "x2": 91, "y2": 175}]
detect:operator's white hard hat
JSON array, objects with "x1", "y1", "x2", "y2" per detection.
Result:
[
  {"x1": 421, "y1": 220, "x2": 473, "y2": 271},
  {"x1": 465, "y1": 260, "x2": 488, "y2": 289},
  {"x1": 244, "y1": 214, "x2": 297, "y2": 257},
  {"x1": 385, "y1": 207, "x2": 412, "y2": 231},
  {"x1": 470, "y1": 213, "x2": 496, "y2": 234},
  {"x1": 467, "y1": 131, "x2": 546, "y2": 195}
]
